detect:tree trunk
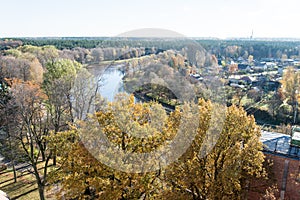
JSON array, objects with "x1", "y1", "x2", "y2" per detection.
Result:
[
  {"x1": 53, "y1": 126, "x2": 59, "y2": 166},
  {"x1": 33, "y1": 164, "x2": 46, "y2": 200},
  {"x1": 40, "y1": 144, "x2": 46, "y2": 161},
  {"x1": 12, "y1": 161, "x2": 17, "y2": 183},
  {"x1": 38, "y1": 183, "x2": 45, "y2": 200},
  {"x1": 53, "y1": 149, "x2": 56, "y2": 166},
  {"x1": 8, "y1": 138, "x2": 17, "y2": 183}
]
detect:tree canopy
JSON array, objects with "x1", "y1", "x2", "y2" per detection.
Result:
[{"x1": 49, "y1": 95, "x2": 266, "y2": 200}]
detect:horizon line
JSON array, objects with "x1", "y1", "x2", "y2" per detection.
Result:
[{"x1": 2, "y1": 36, "x2": 300, "y2": 41}]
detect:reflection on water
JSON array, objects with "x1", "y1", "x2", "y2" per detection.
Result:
[{"x1": 99, "y1": 66, "x2": 125, "y2": 102}]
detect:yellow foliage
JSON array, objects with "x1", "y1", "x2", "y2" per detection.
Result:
[{"x1": 49, "y1": 96, "x2": 266, "y2": 199}]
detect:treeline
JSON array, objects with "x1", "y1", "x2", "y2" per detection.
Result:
[
  {"x1": 0, "y1": 44, "x2": 164, "y2": 69},
  {"x1": 2, "y1": 38, "x2": 192, "y2": 50},
  {"x1": 2, "y1": 38, "x2": 300, "y2": 60},
  {"x1": 199, "y1": 39, "x2": 300, "y2": 60}
]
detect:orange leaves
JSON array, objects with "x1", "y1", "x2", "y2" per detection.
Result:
[
  {"x1": 229, "y1": 63, "x2": 238, "y2": 74},
  {"x1": 10, "y1": 79, "x2": 47, "y2": 105}
]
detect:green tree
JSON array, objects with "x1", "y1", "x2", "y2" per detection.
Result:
[
  {"x1": 43, "y1": 59, "x2": 81, "y2": 165},
  {"x1": 43, "y1": 58, "x2": 81, "y2": 129}
]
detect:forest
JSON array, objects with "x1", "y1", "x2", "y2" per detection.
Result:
[{"x1": 2, "y1": 38, "x2": 300, "y2": 60}]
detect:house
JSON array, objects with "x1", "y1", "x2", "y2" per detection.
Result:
[
  {"x1": 240, "y1": 76, "x2": 255, "y2": 85},
  {"x1": 255, "y1": 131, "x2": 300, "y2": 200},
  {"x1": 278, "y1": 67, "x2": 284, "y2": 75},
  {"x1": 228, "y1": 78, "x2": 239, "y2": 84},
  {"x1": 293, "y1": 60, "x2": 300, "y2": 66},
  {"x1": 281, "y1": 59, "x2": 295, "y2": 66},
  {"x1": 252, "y1": 78, "x2": 280, "y2": 92},
  {"x1": 237, "y1": 56, "x2": 246, "y2": 63},
  {"x1": 189, "y1": 73, "x2": 203, "y2": 81},
  {"x1": 291, "y1": 126, "x2": 300, "y2": 147},
  {"x1": 230, "y1": 83, "x2": 245, "y2": 89},
  {"x1": 253, "y1": 63, "x2": 267, "y2": 72},
  {"x1": 263, "y1": 81, "x2": 281, "y2": 91},
  {"x1": 238, "y1": 64, "x2": 252, "y2": 72},
  {"x1": 259, "y1": 62, "x2": 277, "y2": 71}
]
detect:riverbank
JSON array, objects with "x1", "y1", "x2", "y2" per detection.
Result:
[{"x1": 133, "y1": 90, "x2": 178, "y2": 113}]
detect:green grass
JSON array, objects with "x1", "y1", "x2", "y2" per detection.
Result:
[{"x1": 0, "y1": 162, "x2": 56, "y2": 200}]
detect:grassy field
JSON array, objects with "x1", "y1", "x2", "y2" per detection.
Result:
[{"x1": 0, "y1": 162, "x2": 56, "y2": 200}]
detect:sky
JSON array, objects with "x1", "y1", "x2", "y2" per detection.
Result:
[{"x1": 1, "y1": 0, "x2": 300, "y2": 38}]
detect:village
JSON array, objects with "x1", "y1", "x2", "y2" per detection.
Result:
[{"x1": 196, "y1": 56, "x2": 300, "y2": 199}]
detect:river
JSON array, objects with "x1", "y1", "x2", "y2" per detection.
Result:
[
  {"x1": 88, "y1": 63, "x2": 175, "y2": 114},
  {"x1": 88, "y1": 64, "x2": 126, "y2": 102},
  {"x1": 99, "y1": 66, "x2": 125, "y2": 101}
]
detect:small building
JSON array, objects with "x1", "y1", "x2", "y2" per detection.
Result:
[
  {"x1": 281, "y1": 59, "x2": 295, "y2": 66},
  {"x1": 189, "y1": 73, "x2": 203, "y2": 81},
  {"x1": 228, "y1": 78, "x2": 239, "y2": 84},
  {"x1": 278, "y1": 67, "x2": 284, "y2": 75},
  {"x1": 265, "y1": 62, "x2": 276, "y2": 68},
  {"x1": 254, "y1": 131, "x2": 300, "y2": 200},
  {"x1": 291, "y1": 126, "x2": 300, "y2": 147},
  {"x1": 229, "y1": 83, "x2": 245, "y2": 89},
  {"x1": 238, "y1": 64, "x2": 252, "y2": 72},
  {"x1": 253, "y1": 63, "x2": 267, "y2": 72},
  {"x1": 260, "y1": 131, "x2": 300, "y2": 157},
  {"x1": 240, "y1": 76, "x2": 255, "y2": 85}
]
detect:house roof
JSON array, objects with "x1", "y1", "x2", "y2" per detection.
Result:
[
  {"x1": 260, "y1": 131, "x2": 300, "y2": 159},
  {"x1": 240, "y1": 76, "x2": 255, "y2": 82},
  {"x1": 238, "y1": 64, "x2": 251, "y2": 70}
]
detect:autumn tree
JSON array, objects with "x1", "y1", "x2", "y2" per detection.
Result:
[
  {"x1": 0, "y1": 49, "x2": 44, "y2": 83},
  {"x1": 248, "y1": 55, "x2": 254, "y2": 64},
  {"x1": 71, "y1": 67, "x2": 101, "y2": 121},
  {"x1": 0, "y1": 77, "x2": 21, "y2": 183},
  {"x1": 18, "y1": 45, "x2": 59, "y2": 67},
  {"x1": 49, "y1": 95, "x2": 265, "y2": 199},
  {"x1": 49, "y1": 95, "x2": 178, "y2": 199},
  {"x1": 164, "y1": 101, "x2": 266, "y2": 200},
  {"x1": 228, "y1": 62, "x2": 238, "y2": 75},
  {"x1": 225, "y1": 85, "x2": 250, "y2": 107},
  {"x1": 0, "y1": 55, "x2": 30, "y2": 81},
  {"x1": 8, "y1": 80, "x2": 52, "y2": 200},
  {"x1": 91, "y1": 48, "x2": 104, "y2": 63},
  {"x1": 280, "y1": 66, "x2": 300, "y2": 123}
]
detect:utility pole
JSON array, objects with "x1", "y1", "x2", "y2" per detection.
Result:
[
  {"x1": 250, "y1": 30, "x2": 253, "y2": 40},
  {"x1": 294, "y1": 100, "x2": 298, "y2": 124},
  {"x1": 294, "y1": 90, "x2": 298, "y2": 124}
]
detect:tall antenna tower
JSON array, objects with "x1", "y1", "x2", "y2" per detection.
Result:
[{"x1": 250, "y1": 30, "x2": 254, "y2": 40}]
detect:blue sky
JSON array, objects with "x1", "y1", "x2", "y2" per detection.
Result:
[{"x1": 1, "y1": 0, "x2": 299, "y2": 38}]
